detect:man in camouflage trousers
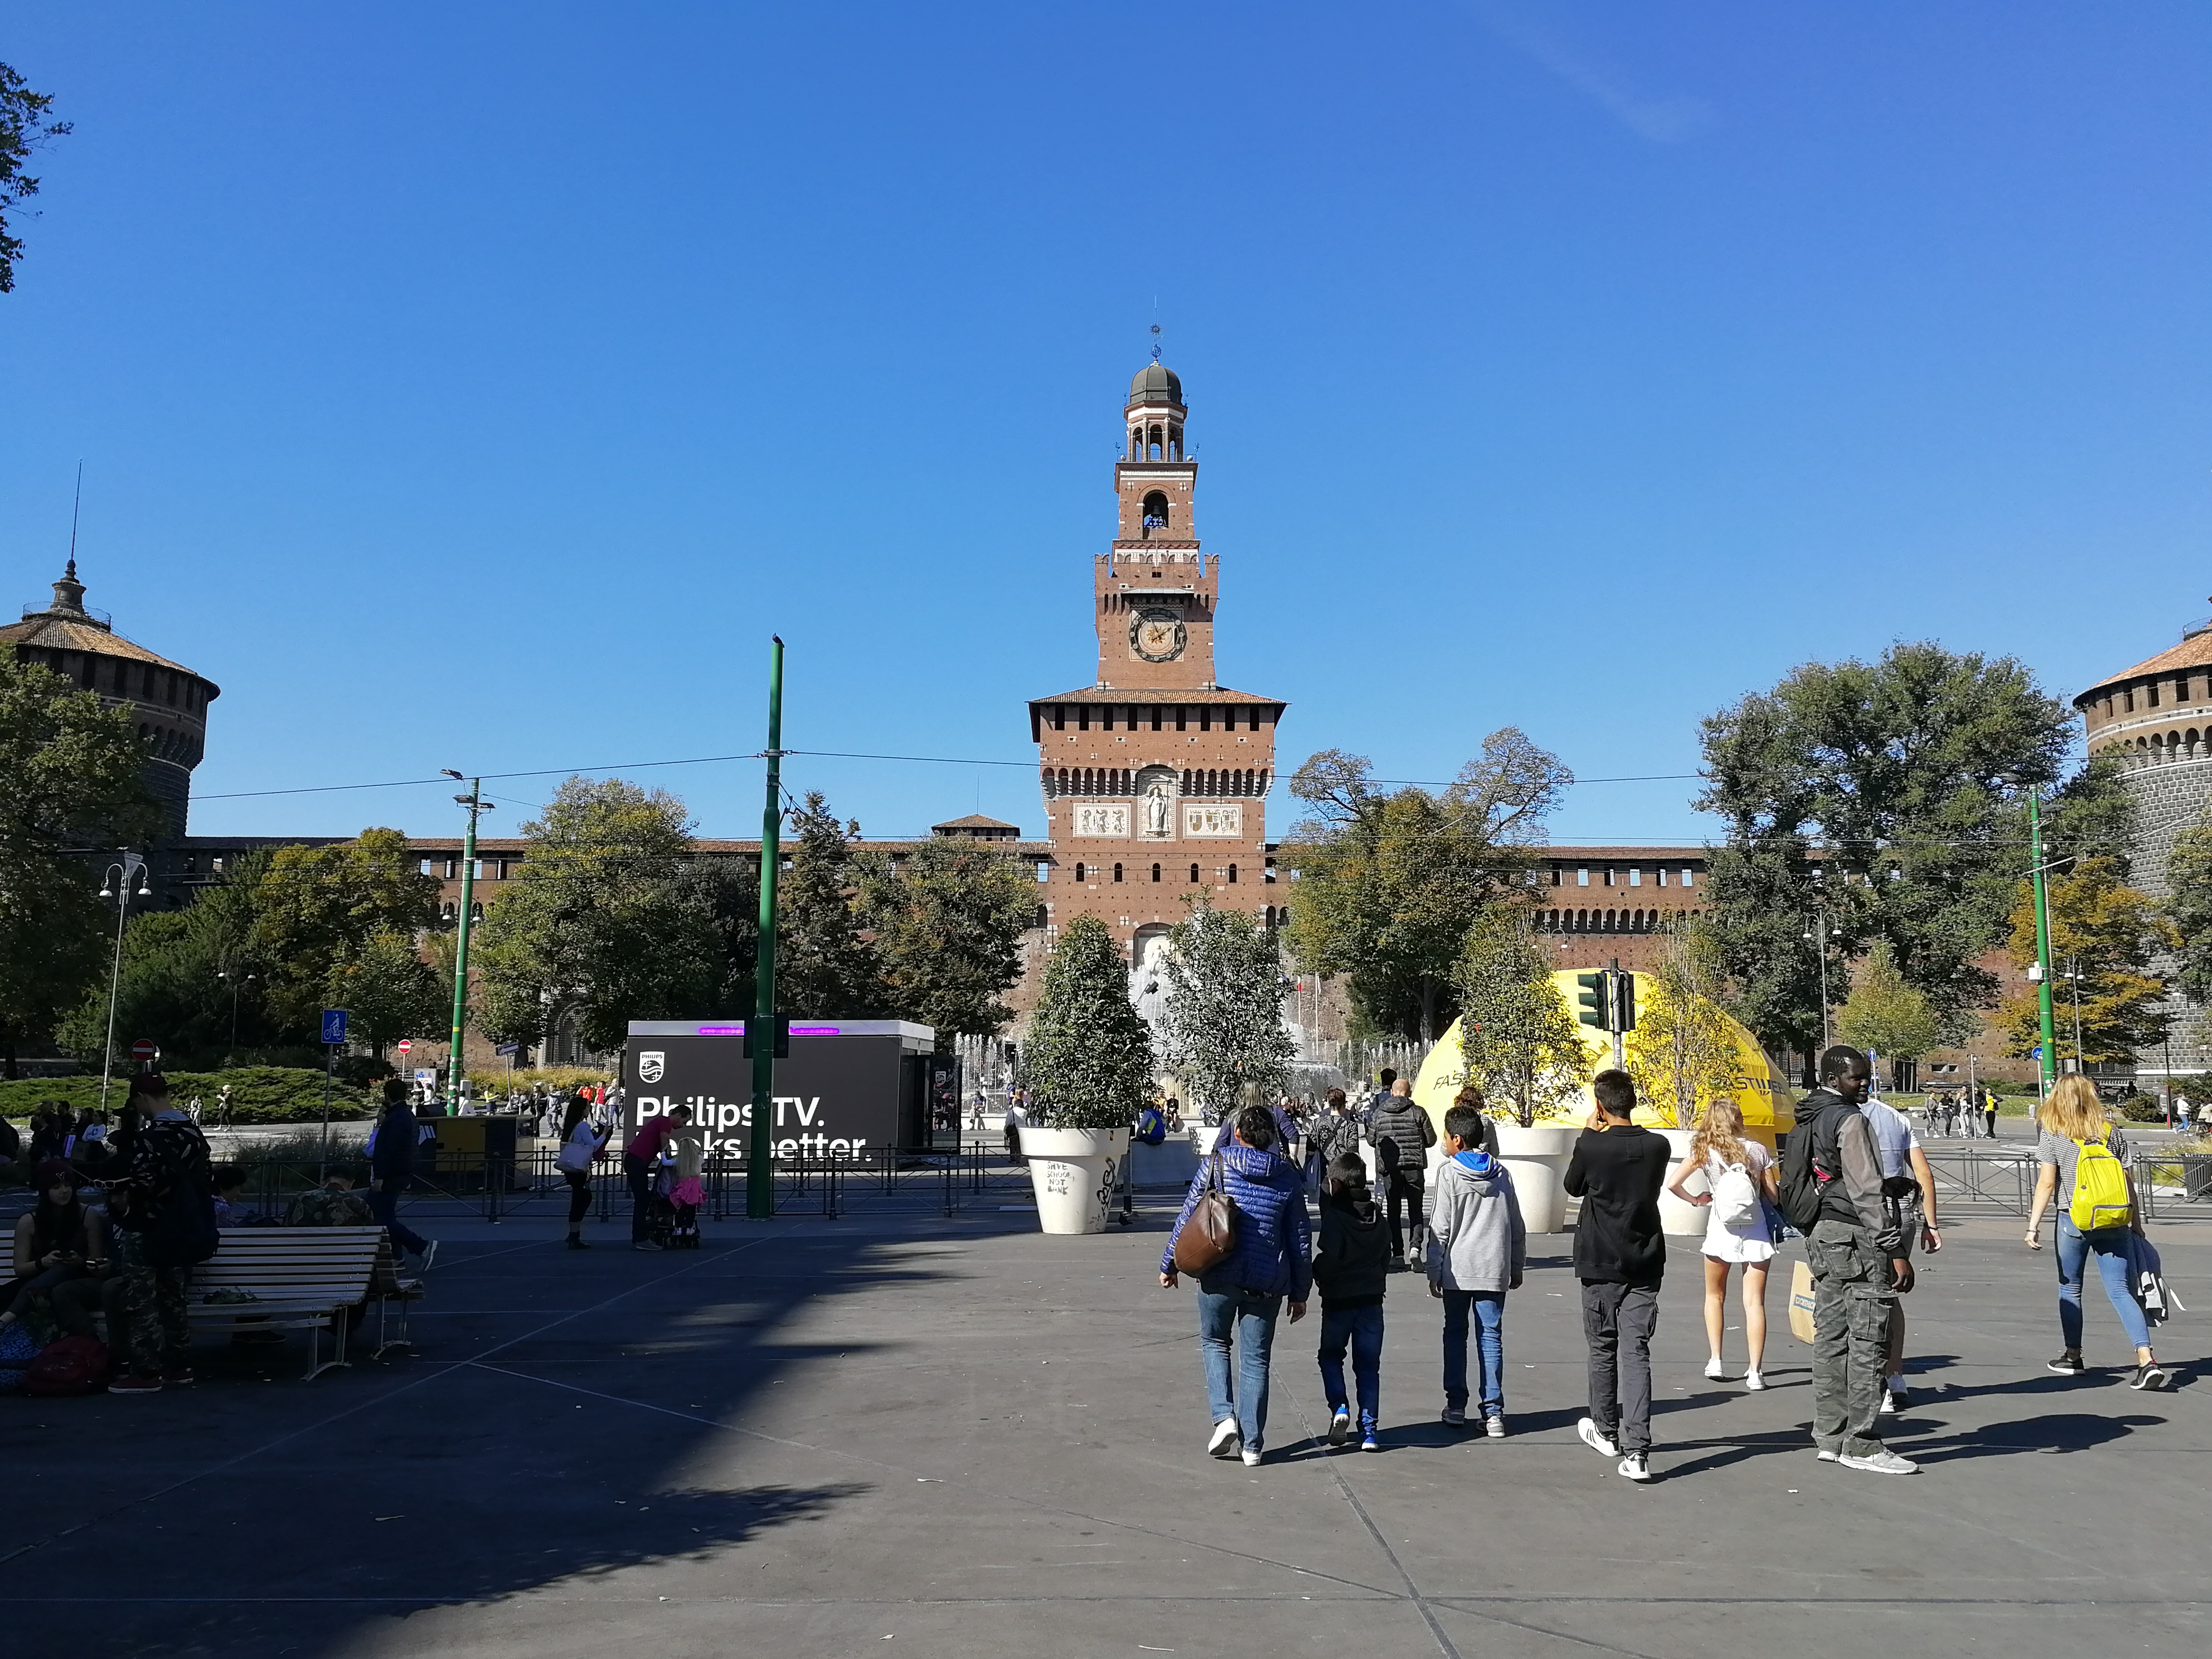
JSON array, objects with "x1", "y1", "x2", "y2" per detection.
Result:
[
  {"x1": 1797, "y1": 1046, "x2": 1915, "y2": 1475},
  {"x1": 107, "y1": 1074, "x2": 212, "y2": 1395}
]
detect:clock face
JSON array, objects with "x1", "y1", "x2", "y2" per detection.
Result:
[{"x1": 1129, "y1": 605, "x2": 1187, "y2": 663}]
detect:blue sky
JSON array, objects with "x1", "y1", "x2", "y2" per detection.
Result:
[{"x1": 4, "y1": 4, "x2": 2209, "y2": 847}]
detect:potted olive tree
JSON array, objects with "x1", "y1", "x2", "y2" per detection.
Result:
[
  {"x1": 1159, "y1": 903, "x2": 1296, "y2": 1154},
  {"x1": 1022, "y1": 917, "x2": 1153, "y2": 1234},
  {"x1": 1451, "y1": 909, "x2": 1588, "y2": 1231}
]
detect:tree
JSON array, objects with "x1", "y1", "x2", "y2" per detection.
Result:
[
  {"x1": 1159, "y1": 901, "x2": 1296, "y2": 1124},
  {"x1": 326, "y1": 930, "x2": 445, "y2": 1059},
  {"x1": 1449, "y1": 906, "x2": 1587, "y2": 1127},
  {"x1": 250, "y1": 829, "x2": 440, "y2": 1038},
  {"x1": 1836, "y1": 941, "x2": 1942, "y2": 1076},
  {"x1": 856, "y1": 838, "x2": 1034, "y2": 1050},
  {"x1": 1624, "y1": 917, "x2": 1747, "y2": 1131},
  {"x1": 0, "y1": 61, "x2": 70, "y2": 294},
  {"x1": 0, "y1": 655, "x2": 161, "y2": 1076},
  {"x1": 2167, "y1": 814, "x2": 2212, "y2": 1007},
  {"x1": 1998, "y1": 856, "x2": 2174, "y2": 1067},
  {"x1": 1700, "y1": 642, "x2": 2085, "y2": 1068},
  {"x1": 774, "y1": 792, "x2": 884, "y2": 1018},
  {"x1": 474, "y1": 778, "x2": 727, "y2": 1054},
  {"x1": 1023, "y1": 916, "x2": 1154, "y2": 1130},
  {"x1": 1282, "y1": 731, "x2": 1571, "y2": 1040}
]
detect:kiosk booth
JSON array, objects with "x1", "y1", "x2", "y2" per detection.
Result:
[{"x1": 623, "y1": 1020, "x2": 949, "y2": 1160}]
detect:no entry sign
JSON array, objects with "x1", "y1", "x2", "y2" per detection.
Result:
[
  {"x1": 397, "y1": 1039, "x2": 413, "y2": 1055},
  {"x1": 130, "y1": 1038, "x2": 158, "y2": 1062}
]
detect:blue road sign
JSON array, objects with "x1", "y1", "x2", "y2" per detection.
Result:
[
  {"x1": 2031, "y1": 1045, "x2": 2044, "y2": 1061},
  {"x1": 496, "y1": 1042, "x2": 520, "y2": 1058},
  {"x1": 321, "y1": 1008, "x2": 350, "y2": 1045}
]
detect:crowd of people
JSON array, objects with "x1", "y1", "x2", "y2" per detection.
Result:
[{"x1": 1160, "y1": 1047, "x2": 2172, "y2": 1481}]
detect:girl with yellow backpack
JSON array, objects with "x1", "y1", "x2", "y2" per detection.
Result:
[{"x1": 2024, "y1": 1076, "x2": 2166, "y2": 1390}]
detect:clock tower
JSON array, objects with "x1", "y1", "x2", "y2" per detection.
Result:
[{"x1": 1026, "y1": 357, "x2": 1288, "y2": 978}]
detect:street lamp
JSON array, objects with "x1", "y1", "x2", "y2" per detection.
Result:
[
  {"x1": 440, "y1": 772, "x2": 492, "y2": 1109},
  {"x1": 97, "y1": 855, "x2": 153, "y2": 1113},
  {"x1": 2060, "y1": 954, "x2": 2086, "y2": 1074},
  {"x1": 217, "y1": 967, "x2": 257, "y2": 1059},
  {"x1": 1802, "y1": 911, "x2": 1831, "y2": 1051}
]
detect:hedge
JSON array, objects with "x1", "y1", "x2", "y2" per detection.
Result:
[{"x1": 0, "y1": 1067, "x2": 374, "y2": 1127}]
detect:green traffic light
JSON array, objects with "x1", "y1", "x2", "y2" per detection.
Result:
[{"x1": 1576, "y1": 971, "x2": 1607, "y2": 1030}]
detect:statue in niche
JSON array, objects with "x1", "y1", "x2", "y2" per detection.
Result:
[{"x1": 1143, "y1": 779, "x2": 1173, "y2": 837}]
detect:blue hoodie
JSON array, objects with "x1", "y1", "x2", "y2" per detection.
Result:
[{"x1": 1162, "y1": 1141, "x2": 1313, "y2": 1301}]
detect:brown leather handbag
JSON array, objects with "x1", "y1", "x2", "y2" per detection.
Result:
[{"x1": 1172, "y1": 1153, "x2": 1238, "y2": 1275}]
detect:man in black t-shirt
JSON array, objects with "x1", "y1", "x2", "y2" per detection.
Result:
[{"x1": 1563, "y1": 1069, "x2": 1669, "y2": 1482}]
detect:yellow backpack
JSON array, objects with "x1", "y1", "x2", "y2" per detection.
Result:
[{"x1": 2067, "y1": 1136, "x2": 2132, "y2": 1232}]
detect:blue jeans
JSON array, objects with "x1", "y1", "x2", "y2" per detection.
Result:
[
  {"x1": 1317, "y1": 1304, "x2": 1383, "y2": 1429},
  {"x1": 367, "y1": 1177, "x2": 429, "y2": 1257},
  {"x1": 1196, "y1": 1286, "x2": 1282, "y2": 1452},
  {"x1": 2056, "y1": 1217, "x2": 2150, "y2": 1352},
  {"x1": 1442, "y1": 1290, "x2": 1505, "y2": 1417}
]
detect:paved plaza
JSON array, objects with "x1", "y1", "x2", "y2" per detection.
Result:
[{"x1": 3, "y1": 1185, "x2": 2207, "y2": 1658}]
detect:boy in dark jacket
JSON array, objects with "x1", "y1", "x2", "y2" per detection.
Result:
[
  {"x1": 1562, "y1": 1069, "x2": 1669, "y2": 1482},
  {"x1": 1313, "y1": 1152, "x2": 1391, "y2": 1452}
]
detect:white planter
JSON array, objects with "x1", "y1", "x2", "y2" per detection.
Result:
[
  {"x1": 1023, "y1": 1127, "x2": 1132, "y2": 1235},
  {"x1": 1655, "y1": 1127, "x2": 1706, "y2": 1239},
  {"x1": 1189, "y1": 1123, "x2": 1227, "y2": 1156},
  {"x1": 1493, "y1": 1122, "x2": 1580, "y2": 1234}
]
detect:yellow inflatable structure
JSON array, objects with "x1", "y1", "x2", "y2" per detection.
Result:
[{"x1": 1410, "y1": 969, "x2": 1794, "y2": 1148}]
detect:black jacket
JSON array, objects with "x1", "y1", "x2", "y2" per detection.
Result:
[
  {"x1": 1563, "y1": 1124, "x2": 1668, "y2": 1287},
  {"x1": 1312, "y1": 1190, "x2": 1391, "y2": 1309},
  {"x1": 370, "y1": 1102, "x2": 420, "y2": 1181}
]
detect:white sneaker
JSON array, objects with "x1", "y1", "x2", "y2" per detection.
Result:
[
  {"x1": 1328, "y1": 1406, "x2": 1351, "y2": 1447},
  {"x1": 1576, "y1": 1417, "x2": 1620, "y2": 1458},
  {"x1": 1815, "y1": 1448, "x2": 1839, "y2": 1462},
  {"x1": 1240, "y1": 1447, "x2": 1264, "y2": 1467},
  {"x1": 1483, "y1": 1414, "x2": 1505, "y2": 1439},
  {"x1": 1704, "y1": 1356, "x2": 1726, "y2": 1381},
  {"x1": 1207, "y1": 1419, "x2": 1241, "y2": 1459},
  {"x1": 1838, "y1": 1448, "x2": 1919, "y2": 1476},
  {"x1": 1617, "y1": 1452, "x2": 1653, "y2": 1482},
  {"x1": 1744, "y1": 1369, "x2": 1767, "y2": 1391}
]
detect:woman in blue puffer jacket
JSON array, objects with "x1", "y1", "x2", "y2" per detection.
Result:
[{"x1": 1160, "y1": 1094, "x2": 1312, "y2": 1466}]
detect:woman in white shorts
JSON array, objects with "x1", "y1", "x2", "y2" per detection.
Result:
[{"x1": 1665, "y1": 1098, "x2": 1778, "y2": 1389}]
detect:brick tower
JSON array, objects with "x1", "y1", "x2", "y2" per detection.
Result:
[{"x1": 1027, "y1": 357, "x2": 1288, "y2": 983}]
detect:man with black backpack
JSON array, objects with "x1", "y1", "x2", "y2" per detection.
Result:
[
  {"x1": 1780, "y1": 1046, "x2": 1915, "y2": 1474},
  {"x1": 106, "y1": 1075, "x2": 215, "y2": 1395},
  {"x1": 1367, "y1": 1076, "x2": 1437, "y2": 1270}
]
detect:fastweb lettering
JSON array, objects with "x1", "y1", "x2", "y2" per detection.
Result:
[{"x1": 636, "y1": 1095, "x2": 869, "y2": 1160}]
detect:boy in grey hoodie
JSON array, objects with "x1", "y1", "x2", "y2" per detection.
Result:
[{"x1": 1426, "y1": 1098, "x2": 1526, "y2": 1435}]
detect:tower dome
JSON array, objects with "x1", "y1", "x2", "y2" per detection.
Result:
[
  {"x1": 1, "y1": 561, "x2": 220, "y2": 840},
  {"x1": 1127, "y1": 360, "x2": 1184, "y2": 411}
]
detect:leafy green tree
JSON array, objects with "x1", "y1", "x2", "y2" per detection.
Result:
[
  {"x1": 1023, "y1": 916, "x2": 1154, "y2": 1131},
  {"x1": 1624, "y1": 916, "x2": 1747, "y2": 1130},
  {"x1": 774, "y1": 792, "x2": 884, "y2": 1018},
  {"x1": 0, "y1": 60, "x2": 70, "y2": 293},
  {"x1": 1449, "y1": 906, "x2": 1587, "y2": 1127},
  {"x1": 856, "y1": 838, "x2": 1034, "y2": 1050},
  {"x1": 1998, "y1": 856, "x2": 2174, "y2": 1066},
  {"x1": 326, "y1": 930, "x2": 445, "y2": 1060},
  {"x1": 1836, "y1": 940, "x2": 1943, "y2": 1075},
  {"x1": 2167, "y1": 816, "x2": 2212, "y2": 1007},
  {"x1": 251, "y1": 828, "x2": 440, "y2": 1037},
  {"x1": 1282, "y1": 731, "x2": 1571, "y2": 1041},
  {"x1": 1700, "y1": 642, "x2": 2087, "y2": 1069},
  {"x1": 0, "y1": 656, "x2": 161, "y2": 1075},
  {"x1": 474, "y1": 778, "x2": 727, "y2": 1053},
  {"x1": 1160, "y1": 902, "x2": 1296, "y2": 1124}
]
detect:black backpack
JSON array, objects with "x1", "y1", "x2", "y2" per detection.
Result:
[
  {"x1": 144, "y1": 1133, "x2": 220, "y2": 1270},
  {"x1": 1777, "y1": 1097, "x2": 1845, "y2": 1234}
]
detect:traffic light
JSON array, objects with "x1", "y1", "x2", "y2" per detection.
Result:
[
  {"x1": 1576, "y1": 972, "x2": 1608, "y2": 1030},
  {"x1": 1614, "y1": 971, "x2": 1637, "y2": 1034}
]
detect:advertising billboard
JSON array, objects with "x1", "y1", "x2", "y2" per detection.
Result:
[{"x1": 623, "y1": 1020, "x2": 936, "y2": 1160}]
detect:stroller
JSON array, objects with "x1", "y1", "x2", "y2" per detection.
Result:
[{"x1": 654, "y1": 1163, "x2": 703, "y2": 1249}]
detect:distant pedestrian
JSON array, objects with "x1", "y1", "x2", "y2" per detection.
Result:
[
  {"x1": 2176, "y1": 1097, "x2": 2193, "y2": 1135},
  {"x1": 558, "y1": 1092, "x2": 611, "y2": 1250},
  {"x1": 367, "y1": 1078, "x2": 436, "y2": 1273},
  {"x1": 1788, "y1": 1046, "x2": 1917, "y2": 1475},
  {"x1": 105, "y1": 1075, "x2": 213, "y2": 1395},
  {"x1": 1003, "y1": 1093, "x2": 1027, "y2": 1164},
  {"x1": 1313, "y1": 1151, "x2": 1390, "y2": 1452},
  {"x1": 1984, "y1": 1091, "x2": 2000, "y2": 1141},
  {"x1": 1426, "y1": 1093, "x2": 1524, "y2": 1438},
  {"x1": 1665, "y1": 1097, "x2": 1777, "y2": 1389},
  {"x1": 2025, "y1": 1076, "x2": 2165, "y2": 1389},
  {"x1": 624, "y1": 1108, "x2": 677, "y2": 1251},
  {"x1": 1366, "y1": 1077, "x2": 1437, "y2": 1270},
  {"x1": 1564, "y1": 1070, "x2": 1669, "y2": 1482},
  {"x1": 1160, "y1": 1099, "x2": 1311, "y2": 1467},
  {"x1": 1306, "y1": 1088, "x2": 1363, "y2": 1191}
]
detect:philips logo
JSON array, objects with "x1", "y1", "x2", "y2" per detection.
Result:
[{"x1": 638, "y1": 1052, "x2": 666, "y2": 1084}]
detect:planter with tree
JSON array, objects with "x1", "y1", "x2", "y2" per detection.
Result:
[
  {"x1": 1021, "y1": 917, "x2": 1151, "y2": 1234},
  {"x1": 1158, "y1": 903, "x2": 1296, "y2": 1159},
  {"x1": 1448, "y1": 908, "x2": 1589, "y2": 1231}
]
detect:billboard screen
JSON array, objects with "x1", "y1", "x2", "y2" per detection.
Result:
[{"x1": 623, "y1": 1021, "x2": 934, "y2": 1160}]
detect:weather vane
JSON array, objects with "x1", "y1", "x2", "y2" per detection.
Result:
[{"x1": 1150, "y1": 322, "x2": 1163, "y2": 365}]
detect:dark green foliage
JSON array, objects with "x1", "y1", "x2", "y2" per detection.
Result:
[
  {"x1": 1025, "y1": 917, "x2": 1154, "y2": 1129},
  {"x1": 774, "y1": 792, "x2": 885, "y2": 1018},
  {"x1": 856, "y1": 837, "x2": 1035, "y2": 1047},
  {"x1": 0, "y1": 1066, "x2": 373, "y2": 1126},
  {"x1": 0, "y1": 60, "x2": 70, "y2": 293}
]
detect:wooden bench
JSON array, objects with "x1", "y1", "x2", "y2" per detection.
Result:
[{"x1": 186, "y1": 1226, "x2": 386, "y2": 1380}]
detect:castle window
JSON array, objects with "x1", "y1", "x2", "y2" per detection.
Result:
[
  {"x1": 1151, "y1": 707, "x2": 1162, "y2": 731},
  {"x1": 469, "y1": 903, "x2": 484, "y2": 923},
  {"x1": 1176, "y1": 706, "x2": 1187, "y2": 731},
  {"x1": 2150, "y1": 680, "x2": 2162, "y2": 708},
  {"x1": 1227, "y1": 864, "x2": 1238, "y2": 884},
  {"x1": 1578, "y1": 869, "x2": 1589, "y2": 886},
  {"x1": 1151, "y1": 863, "x2": 1161, "y2": 882},
  {"x1": 1079, "y1": 706, "x2": 1090, "y2": 731},
  {"x1": 1075, "y1": 862, "x2": 1086, "y2": 882},
  {"x1": 2124, "y1": 688, "x2": 2135, "y2": 712},
  {"x1": 1681, "y1": 869, "x2": 1695, "y2": 889},
  {"x1": 1141, "y1": 491, "x2": 1171, "y2": 533},
  {"x1": 1113, "y1": 863, "x2": 1123, "y2": 883},
  {"x1": 1052, "y1": 707, "x2": 1064, "y2": 731},
  {"x1": 1190, "y1": 864, "x2": 1201, "y2": 884},
  {"x1": 1200, "y1": 707, "x2": 1211, "y2": 732},
  {"x1": 1551, "y1": 867, "x2": 1562, "y2": 886},
  {"x1": 1629, "y1": 867, "x2": 1641, "y2": 887},
  {"x1": 1035, "y1": 905, "x2": 1048, "y2": 929}
]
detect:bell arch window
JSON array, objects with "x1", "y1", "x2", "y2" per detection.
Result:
[{"x1": 1141, "y1": 491, "x2": 1171, "y2": 533}]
